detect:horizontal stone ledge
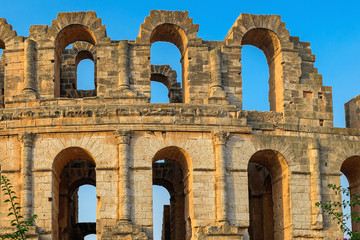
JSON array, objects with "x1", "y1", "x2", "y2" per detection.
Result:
[
  {"x1": 0, "y1": 124, "x2": 252, "y2": 135},
  {"x1": 96, "y1": 167, "x2": 119, "y2": 171},
  {"x1": 193, "y1": 168, "x2": 215, "y2": 172},
  {"x1": 32, "y1": 168, "x2": 52, "y2": 172},
  {"x1": 1, "y1": 169, "x2": 20, "y2": 173},
  {"x1": 226, "y1": 168, "x2": 247, "y2": 173},
  {"x1": 291, "y1": 171, "x2": 311, "y2": 175}
]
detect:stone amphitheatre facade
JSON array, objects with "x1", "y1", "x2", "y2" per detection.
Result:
[{"x1": 0, "y1": 10, "x2": 359, "y2": 240}]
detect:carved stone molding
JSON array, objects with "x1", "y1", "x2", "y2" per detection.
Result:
[
  {"x1": 211, "y1": 131, "x2": 230, "y2": 146},
  {"x1": 114, "y1": 130, "x2": 133, "y2": 145},
  {"x1": 18, "y1": 132, "x2": 35, "y2": 148}
]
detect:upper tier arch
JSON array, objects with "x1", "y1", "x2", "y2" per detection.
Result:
[
  {"x1": 136, "y1": 10, "x2": 200, "y2": 54},
  {"x1": 47, "y1": 11, "x2": 108, "y2": 45}
]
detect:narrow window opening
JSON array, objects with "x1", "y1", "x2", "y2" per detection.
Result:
[
  {"x1": 150, "y1": 42, "x2": 182, "y2": 103},
  {"x1": 241, "y1": 45, "x2": 270, "y2": 111},
  {"x1": 153, "y1": 185, "x2": 170, "y2": 240},
  {"x1": 78, "y1": 184, "x2": 97, "y2": 223},
  {"x1": 77, "y1": 59, "x2": 95, "y2": 90},
  {"x1": 60, "y1": 41, "x2": 96, "y2": 98},
  {"x1": 318, "y1": 92, "x2": 324, "y2": 99}
]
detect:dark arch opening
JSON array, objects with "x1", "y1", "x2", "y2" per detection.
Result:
[
  {"x1": 53, "y1": 147, "x2": 96, "y2": 240},
  {"x1": 152, "y1": 147, "x2": 192, "y2": 240},
  {"x1": 247, "y1": 150, "x2": 290, "y2": 240},
  {"x1": 55, "y1": 25, "x2": 97, "y2": 97},
  {"x1": 241, "y1": 28, "x2": 283, "y2": 112}
]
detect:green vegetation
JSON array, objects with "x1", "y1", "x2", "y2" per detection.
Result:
[
  {"x1": 0, "y1": 175, "x2": 37, "y2": 240},
  {"x1": 316, "y1": 184, "x2": 360, "y2": 240}
]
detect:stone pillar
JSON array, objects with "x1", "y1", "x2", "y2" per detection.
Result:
[
  {"x1": 308, "y1": 140, "x2": 323, "y2": 229},
  {"x1": 18, "y1": 132, "x2": 35, "y2": 220},
  {"x1": 114, "y1": 130, "x2": 132, "y2": 222},
  {"x1": 209, "y1": 48, "x2": 226, "y2": 99},
  {"x1": 118, "y1": 41, "x2": 130, "y2": 90},
  {"x1": 212, "y1": 131, "x2": 230, "y2": 223},
  {"x1": 23, "y1": 39, "x2": 37, "y2": 97}
]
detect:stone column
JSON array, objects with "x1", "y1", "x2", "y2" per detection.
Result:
[
  {"x1": 308, "y1": 140, "x2": 323, "y2": 229},
  {"x1": 18, "y1": 132, "x2": 35, "y2": 220},
  {"x1": 209, "y1": 48, "x2": 226, "y2": 99},
  {"x1": 212, "y1": 131, "x2": 230, "y2": 223},
  {"x1": 118, "y1": 41, "x2": 130, "y2": 90},
  {"x1": 114, "y1": 130, "x2": 132, "y2": 222},
  {"x1": 23, "y1": 39, "x2": 37, "y2": 97}
]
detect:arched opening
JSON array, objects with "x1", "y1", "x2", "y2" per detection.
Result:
[
  {"x1": 150, "y1": 64, "x2": 182, "y2": 103},
  {"x1": 150, "y1": 24, "x2": 186, "y2": 103},
  {"x1": 55, "y1": 24, "x2": 97, "y2": 97},
  {"x1": 152, "y1": 147, "x2": 192, "y2": 240},
  {"x1": 241, "y1": 45, "x2": 270, "y2": 111},
  {"x1": 151, "y1": 81, "x2": 170, "y2": 103},
  {"x1": 0, "y1": 38, "x2": 5, "y2": 107},
  {"x1": 77, "y1": 59, "x2": 95, "y2": 90},
  {"x1": 60, "y1": 42, "x2": 96, "y2": 98},
  {"x1": 241, "y1": 29, "x2": 284, "y2": 112},
  {"x1": 247, "y1": 150, "x2": 290, "y2": 240},
  {"x1": 341, "y1": 156, "x2": 360, "y2": 234},
  {"x1": 53, "y1": 147, "x2": 96, "y2": 240}
]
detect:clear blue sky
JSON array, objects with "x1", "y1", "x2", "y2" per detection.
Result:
[{"x1": 1, "y1": 0, "x2": 359, "y2": 239}]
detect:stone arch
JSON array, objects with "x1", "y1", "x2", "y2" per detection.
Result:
[
  {"x1": 247, "y1": 149, "x2": 291, "y2": 240},
  {"x1": 48, "y1": 11, "x2": 107, "y2": 97},
  {"x1": 136, "y1": 10, "x2": 199, "y2": 54},
  {"x1": 152, "y1": 146, "x2": 192, "y2": 240},
  {"x1": 225, "y1": 13, "x2": 297, "y2": 113},
  {"x1": 53, "y1": 146, "x2": 95, "y2": 177},
  {"x1": 52, "y1": 147, "x2": 97, "y2": 240},
  {"x1": 60, "y1": 42, "x2": 97, "y2": 98},
  {"x1": 137, "y1": 11, "x2": 199, "y2": 102},
  {"x1": 151, "y1": 64, "x2": 182, "y2": 103},
  {"x1": 152, "y1": 146, "x2": 191, "y2": 173}
]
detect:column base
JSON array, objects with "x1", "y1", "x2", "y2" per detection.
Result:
[
  {"x1": 194, "y1": 222, "x2": 247, "y2": 240},
  {"x1": 100, "y1": 221, "x2": 148, "y2": 240}
]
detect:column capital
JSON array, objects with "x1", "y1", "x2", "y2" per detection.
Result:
[
  {"x1": 114, "y1": 130, "x2": 133, "y2": 145},
  {"x1": 18, "y1": 132, "x2": 35, "y2": 148},
  {"x1": 212, "y1": 131, "x2": 230, "y2": 146}
]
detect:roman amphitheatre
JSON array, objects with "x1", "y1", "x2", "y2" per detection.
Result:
[{"x1": 0, "y1": 10, "x2": 359, "y2": 240}]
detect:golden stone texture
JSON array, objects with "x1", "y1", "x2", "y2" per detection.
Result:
[{"x1": 0, "y1": 10, "x2": 356, "y2": 240}]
